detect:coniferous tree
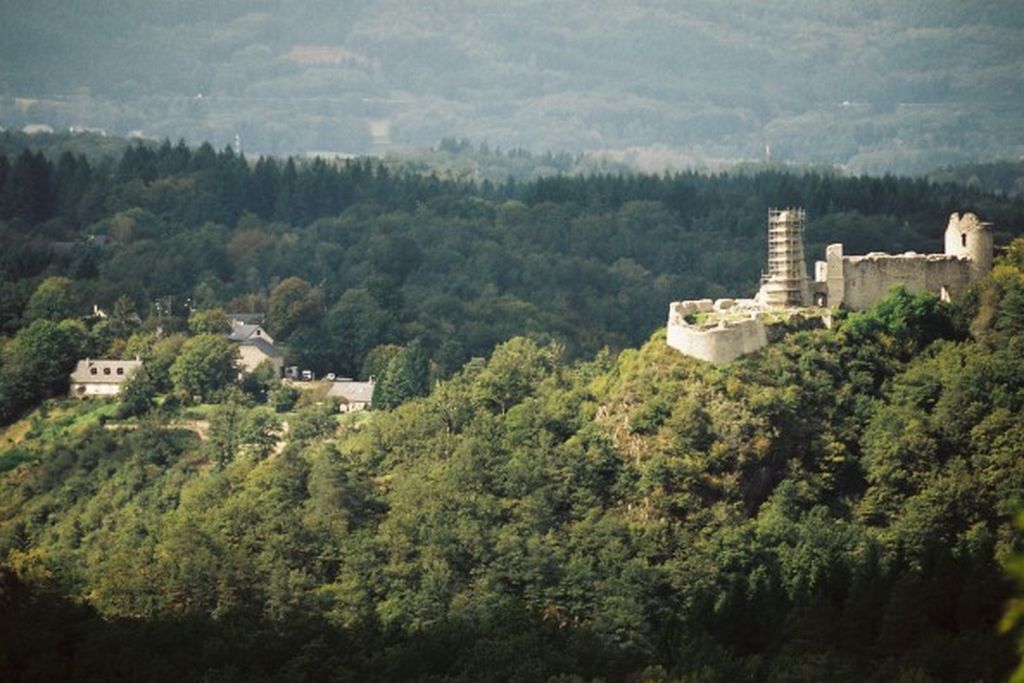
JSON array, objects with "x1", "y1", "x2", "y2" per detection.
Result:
[{"x1": 373, "y1": 340, "x2": 430, "y2": 409}]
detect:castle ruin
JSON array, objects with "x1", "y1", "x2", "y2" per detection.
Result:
[{"x1": 667, "y1": 210, "x2": 993, "y2": 364}]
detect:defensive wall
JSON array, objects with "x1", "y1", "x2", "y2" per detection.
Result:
[
  {"x1": 814, "y1": 212, "x2": 993, "y2": 310},
  {"x1": 817, "y1": 247, "x2": 971, "y2": 310},
  {"x1": 666, "y1": 298, "x2": 827, "y2": 364},
  {"x1": 667, "y1": 299, "x2": 767, "y2": 364}
]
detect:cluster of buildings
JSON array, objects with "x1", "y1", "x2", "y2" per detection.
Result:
[
  {"x1": 667, "y1": 210, "x2": 994, "y2": 364},
  {"x1": 68, "y1": 313, "x2": 376, "y2": 412}
]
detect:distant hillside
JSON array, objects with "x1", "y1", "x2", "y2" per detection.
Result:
[
  {"x1": 2, "y1": 1, "x2": 1023, "y2": 173},
  {"x1": 927, "y1": 160, "x2": 1024, "y2": 197}
]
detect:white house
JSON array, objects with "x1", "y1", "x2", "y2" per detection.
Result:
[{"x1": 69, "y1": 358, "x2": 143, "y2": 397}]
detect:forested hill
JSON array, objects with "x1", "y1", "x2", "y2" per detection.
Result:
[
  {"x1": 2, "y1": 242, "x2": 1024, "y2": 681},
  {"x1": 3, "y1": 141, "x2": 1024, "y2": 387},
  {"x1": 3, "y1": 1, "x2": 1024, "y2": 173}
]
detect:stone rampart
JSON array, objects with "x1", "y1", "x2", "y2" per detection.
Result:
[
  {"x1": 667, "y1": 299, "x2": 769, "y2": 364},
  {"x1": 667, "y1": 316, "x2": 768, "y2": 364},
  {"x1": 667, "y1": 299, "x2": 830, "y2": 364},
  {"x1": 838, "y1": 253, "x2": 970, "y2": 310}
]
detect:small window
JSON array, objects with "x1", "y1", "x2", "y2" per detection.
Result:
[
  {"x1": 103, "y1": 367, "x2": 111, "y2": 375},
  {"x1": 961, "y1": 233, "x2": 967, "y2": 247},
  {"x1": 90, "y1": 368, "x2": 98, "y2": 375},
  {"x1": 116, "y1": 367, "x2": 124, "y2": 375}
]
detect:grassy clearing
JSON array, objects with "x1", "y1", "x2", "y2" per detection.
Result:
[
  {"x1": 1, "y1": 399, "x2": 119, "y2": 446},
  {"x1": 0, "y1": 399, "x2": 120, "y2": 472}
]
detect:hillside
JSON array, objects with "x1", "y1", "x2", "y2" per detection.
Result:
[
  {"x1": 928, "y1": 160, "x2": 1024, "y2": 198},
  {"x1": 2, "y1": 139, "x2": 1024, "y2": 426},
  {"x1": 2, "y1": 246, "x2": 1024, "y2": 681},
  {"x1": 2, "y1": 1, "x2": 1024, "y2": 173},
  {"x1": 3, "y1": 141, "x2": 1024, "y2": 420}
]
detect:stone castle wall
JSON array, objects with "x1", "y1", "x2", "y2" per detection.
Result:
[
  {"x1": 667, "y1": 305, "x2": 768, "y2": 364},
  {"x1": 835, "y1": 253, "x2": 971, "y2": 310},
  {"x1": 666, "y1": 300, "x2": 829, "y2": 364}
]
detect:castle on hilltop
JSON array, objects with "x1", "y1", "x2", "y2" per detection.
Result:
[{"x1": 667, "y1": 209, "x2": 994, "y2": 364}]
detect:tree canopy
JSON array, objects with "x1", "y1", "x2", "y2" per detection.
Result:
[{"x1": 2, "y1": 242, "x2": 1024, "y2": 681}]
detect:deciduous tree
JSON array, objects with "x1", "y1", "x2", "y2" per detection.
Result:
[{"x1": 169, "y1": 334, "x2": 237, "y2": 402}]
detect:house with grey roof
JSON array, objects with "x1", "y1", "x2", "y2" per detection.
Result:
[
  {"x1": 326, "y1": 378, "x2": 375, "y2": 413},
  {"x1": 70, "y1": 358, "x2": 143, "y2": 398}
]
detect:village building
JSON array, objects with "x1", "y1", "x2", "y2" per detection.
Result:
[
  {"x1": 225, "y1": 316, "x2": 284, "y2": 376},
  {"x1": 69, "y1": 358, "x2": 143, "y2": 397},
  {"x1": 236, "y1": 336, "x2": 284, "y2": 376},
  {"x1": 326, "y1": 378, "x2": 376, "y2": 413},
  {"x1": 667, "y1": 210, "x2": 994, "y2": 364}
]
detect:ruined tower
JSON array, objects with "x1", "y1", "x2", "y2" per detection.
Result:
[
  {"x1": 944, "y1": 211, "x2": 994, "y2": 282},
  {"x1": 757, "y1": 208, "x2": 811, "y2": 307}
]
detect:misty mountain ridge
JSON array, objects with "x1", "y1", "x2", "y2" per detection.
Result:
[{"x1": 2, "y1": 1, "x2": 1023, "y2": 174}]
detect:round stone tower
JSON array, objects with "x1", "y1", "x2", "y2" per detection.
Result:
[{"x1": 944, "y1": 212, "x2": 994, "y2": 281}]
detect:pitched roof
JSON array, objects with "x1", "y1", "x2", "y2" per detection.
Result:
[
  {"x1": 326, "y1": 380, "x2": 375, "y2": 404},
  {"x1": 239, "y1": 336, "x2": 283, "y2": 359},
  {"x1": 70, "y1": 359, "x2": 143, "y2": 384},
  {"x1": 228, "y1": 323, "x2": 266, "y2": 341}
]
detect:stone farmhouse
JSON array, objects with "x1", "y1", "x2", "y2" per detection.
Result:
[
  {"x1": 70, "y1": 358, "x2": 143, "y2": 397},
  {"x1": 326, "y1": 378, "x2": 376, "y2": 413},
  {"x1": 667, "y1": 210, "x2": 994, "y2": 364}
]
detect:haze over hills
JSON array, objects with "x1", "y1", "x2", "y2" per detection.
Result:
[{"x1": 2, "y1": 0, "x2": 1023, "y2": 174}]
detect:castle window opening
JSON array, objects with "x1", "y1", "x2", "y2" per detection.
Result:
[{"x1": 962, "y1": 233, "x2": 967, "y2": 247}]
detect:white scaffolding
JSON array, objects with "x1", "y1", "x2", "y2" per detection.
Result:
[{"x1": 759, "y1": 208, "x2": 810, "y2": 307}]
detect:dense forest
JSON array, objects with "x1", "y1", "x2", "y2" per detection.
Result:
[
  {"x1": 2, "y1": 238, "x2": 1024, "y2": 681},
  {"x1": 2, "y1": 1, "x2": 1024, "y2": 172},
  {"x1": 2, "y1": 138, "x2": 1024, "y2": 680},
  {"x1": 927, "y1": 160, "x2": 1024, "y2": 199}
]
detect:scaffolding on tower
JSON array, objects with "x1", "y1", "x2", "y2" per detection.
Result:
[{"x1": 758, "y1": 208, "x2": 811, "y2": 307}]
